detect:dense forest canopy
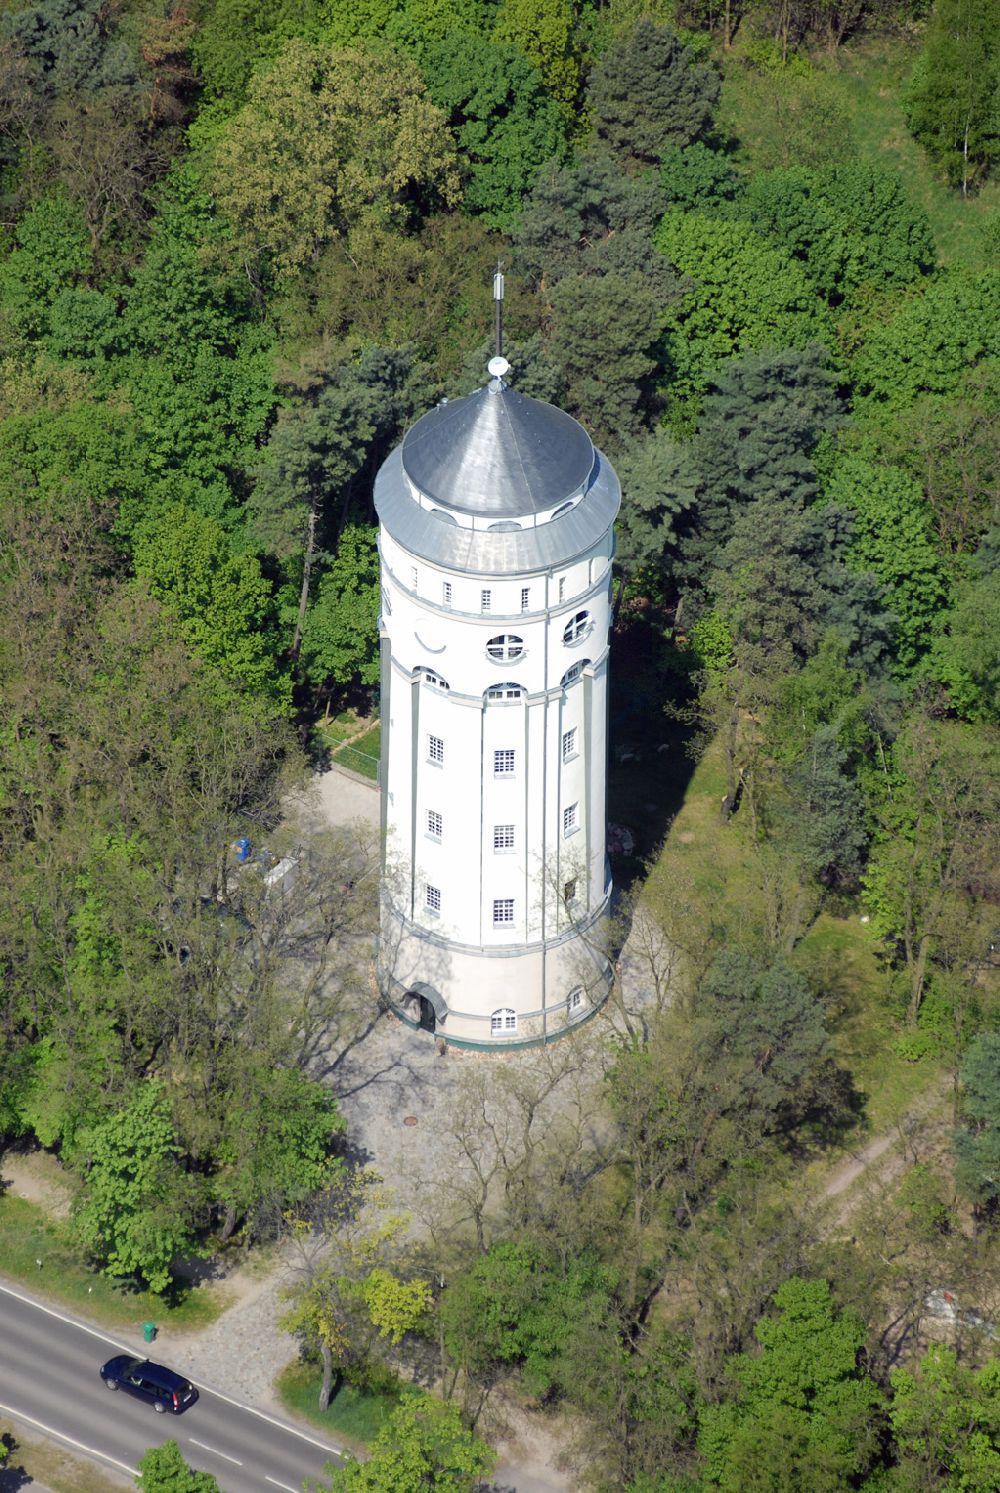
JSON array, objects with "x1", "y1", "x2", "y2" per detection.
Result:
[{"x1": 0, "y1": 0, "x2": 999, "y2": 1488}]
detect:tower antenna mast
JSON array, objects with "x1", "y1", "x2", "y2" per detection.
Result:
[{"x1": 493, "y1": 261, "x2": 504, "y2": 359}]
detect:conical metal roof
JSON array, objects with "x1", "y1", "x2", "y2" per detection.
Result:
[{"x1": 400, "y1": 380, "x2": 595, "y2": 518}]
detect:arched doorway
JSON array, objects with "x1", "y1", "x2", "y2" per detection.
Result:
[{"x1": 406, "y1": 982, "x2": 446, "y2": 1035}]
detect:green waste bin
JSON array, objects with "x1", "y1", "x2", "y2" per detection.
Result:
[{"x1": 142, "y1": 1321, "x2": 157, "y2": 1344}]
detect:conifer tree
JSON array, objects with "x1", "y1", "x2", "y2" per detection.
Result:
[{"x1": 588, "y1": 19, "x2": 720, "y2": 167}]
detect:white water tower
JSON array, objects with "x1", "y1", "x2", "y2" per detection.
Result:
[{"x1": 374, "y1": 313, "x2": 620, "y2": 1047}]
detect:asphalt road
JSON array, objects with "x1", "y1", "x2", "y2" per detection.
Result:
[{"x1": 0, "y1": 1282, "x2": 343, "y2": 1491}]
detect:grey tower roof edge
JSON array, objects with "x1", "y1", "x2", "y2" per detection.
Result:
[
  {"x1": 400, "y1": 381, "x2": 595, "y2": 518},
  {"x1": 375, "y1": 446, "x2": 620, "y2": 576}
]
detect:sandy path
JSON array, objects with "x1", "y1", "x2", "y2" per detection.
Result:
[{"x1": 820, "y1": 1073, "x2": 953, "y2": 1227}]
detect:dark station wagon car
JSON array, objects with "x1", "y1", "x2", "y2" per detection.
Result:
[{"x1": 100, "y1": 1355, "x2": 198, "y2": 1414}]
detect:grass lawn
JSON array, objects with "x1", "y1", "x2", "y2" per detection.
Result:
[
  {"x1": 793, "y1": 913, "x2": 944, "y2": 1136},
  {"x1": 640, "y1": 734, "x2": 764, "y2": 941},
  {"x1": 639, "y1": 734, "x2": 943, "y2": 1145},
  {"x1": 276, "y1": 1360, "x2": 411, "y2": 1450},
  {"x1": 719, "y1": 36, "x2": 1000, "y2": 271},
  {"x1": 0, "y1": 1193, "x2": 228, "y2": 1333},
  {"x1": 333, "y1": 723, "x2": 380, "y2": 782},
  {"x1": 828, "y1": 37, "x2": 1000, "y2": 268},
  {"x1": 314, "y1": 709, "x2": 363, "y2": 749},
  {"x1": 0, "y1": 1420, "x2": 127, "y2": 1492}
]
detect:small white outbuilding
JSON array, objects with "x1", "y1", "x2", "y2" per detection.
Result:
[{"x1": 374, "y1": 353, "x2": 620, "y2": 1048}]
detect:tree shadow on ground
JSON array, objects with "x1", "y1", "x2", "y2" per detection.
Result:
[
  {"x1": 171, "y1": 1250, "x2": 227, "y2": 1287},
  {"x1": 779, "y1": 1060, "x2": 869, "y2": 1159},
  {"x1": 608, "y1": 609, "x2": 699, "y2": 885},
  {"x1": 332, "y1": 1134, "x2": 376, "y2": 1174},
  {"x1": 0, "y1": 1434, "x2": 30, "y2": 1491}
]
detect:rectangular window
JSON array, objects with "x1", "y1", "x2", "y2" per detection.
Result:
[
  {"x1": 481, "y1": 588, "x2": 491, "y2": 612},
  {"x1": 428, "y1": 734, "x2": 444, "y2": 766},
  {"x1": 494, "y1": 749, "x2": 515, "y2": 776},
  {"x1": 494, "y1": 824, "x2": 515, "y2": 852},
  {"x1": 427, "y1": 809, "x2": 442, "y2": 840},
  {"x1": 563, "y1": 802, "x2": 578, "y2": 836},
  {"x1": 442, "y1": 581, "x2": 452, "y2": 607},
  {"x1": 425, "y1": 884, "x2": 441, "y2": 914},
  {"x1": 521, "y1": 587, "x2": 530, "y2": 612},
  {"x1": 493, "y1": 898, "x2": 514, "y2": 925},
  {"x1": 564, "y1": 878, "x2": 577, "y2": 904},
  {"x1": 562, "y1": 727, "x2": 577, "y2": 761},
  {"x1": 487, "y1": 685, "x2": 522, "y2": 702},
  {"x1": 567, "y1": 986, "x2": 583, "y2": 1014},
  {"x1": 558, "y1": 576, "x2": 566, "y2": 602},
  {"x1": 411, "y1": 566, "x2": 418, "y2": 590}
]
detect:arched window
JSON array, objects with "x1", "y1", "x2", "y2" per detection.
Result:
[
  {"x1": 491, "y1": 1007, "x2": 517, "y2": 1035},
  {"x1": 415, "y1": 667, "x2": 449, "y2": 692},
  {"x1": 485, "y1": 683, "x2": 525, "y2": 702},
  {"x1": 562, "y1": 610, "x2": 592, "y2": 645},
  {"x1": 486, "y1": 634, "x2": 524, "y2": 663},
  {"x1": 561, "y1": 659, "x2": 590, "y2": 688}
]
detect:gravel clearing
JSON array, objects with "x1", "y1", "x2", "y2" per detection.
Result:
[{"x1": 178, "y1": 763, "x2": 661, "y2": 1489}]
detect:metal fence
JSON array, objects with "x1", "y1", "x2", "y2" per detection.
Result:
[{"x1": 331, "y1": 744, "x2": 379, "y2": 782}]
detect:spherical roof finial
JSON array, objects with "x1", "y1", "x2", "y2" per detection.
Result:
[{"x1": 487, "y1": 355, "x2": 510, "y2": 381}]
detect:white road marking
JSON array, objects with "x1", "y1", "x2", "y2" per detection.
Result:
[
  {"x1": 265, "y1": 1478, "x2": 300, "y2": 1492},
  {"x1": 193, "y1": 1381, "x2": 342, "y2": 1458},
  {"x1": 0, "y1": 1279, "x2": 343, "y2": 1460},
  {"x1": 189, "y1": 1436, "x2": 243, "y2": 1466},
  {"x1": 0, "y1": 1282, "x2": 131, "y2": 1353},
  {"x1": 0, "y1": 1400, "x2": 137, "y2": 1477}
]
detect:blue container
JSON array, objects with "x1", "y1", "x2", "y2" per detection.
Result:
[{"x1": 232, "y1": 837, "x2": 252, "y2": 863}]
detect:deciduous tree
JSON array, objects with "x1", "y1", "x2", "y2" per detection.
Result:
[
  {"x1": 136, "y1": 1440, "x2": 220, "y2": 1492},
  {"x1": 300, "y1": 525, "x2": 381, "y2": 694},
  {"x1": 655, "y1": 213, "x2": 833, "y2": 406},
  {"x1": 421, "y1": 33, "x2": 566, "y2": 228},
  {"x1": 953, "y1": 1033, "x2": 1000, "y2": 1213},
  {"x1": 130, "y1": 504, "x2": 287, "y2": 703},
  {"x1": 852, "y1": 269, "x2": 1000, "y2": 409},
  {"x1": 863, "y1": 713, "x2": 1000, "y2": 1025},
  {"x1": 72, "y1": 1082, "x2": 196, "y2": 1293},
  {"x1": 318, "y1": 1395, "x2": 495, "y2": 1491},
  {"x1": 211, "y1": 41, "x2": 460, "y2": 278},
  {"x1": 739, "y1": 161, "x2": 934, "y2": 302},
  {"x1": 821, "y1": 455, "x2": 947, "y2": 672},
  {"x1": 930, "y1": 561, "x2": 1000, "y2": 723},
  {"x1": 493, "y1": 0, "x2": 578, "y2": 115},
  {"x1": 889, "y1": 1345, "x2": 1000, "y2": 1489},
  {"x1": 904, "y1": 0, "x2": 1000, "y2": 195},
  {"x1": 697, "y1": 1277, "x2": 885, "y2": 1493}
]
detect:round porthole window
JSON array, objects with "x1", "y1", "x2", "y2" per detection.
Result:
[{"x1": 486, "y1": 634, "x2": 525, "y2": 663}]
